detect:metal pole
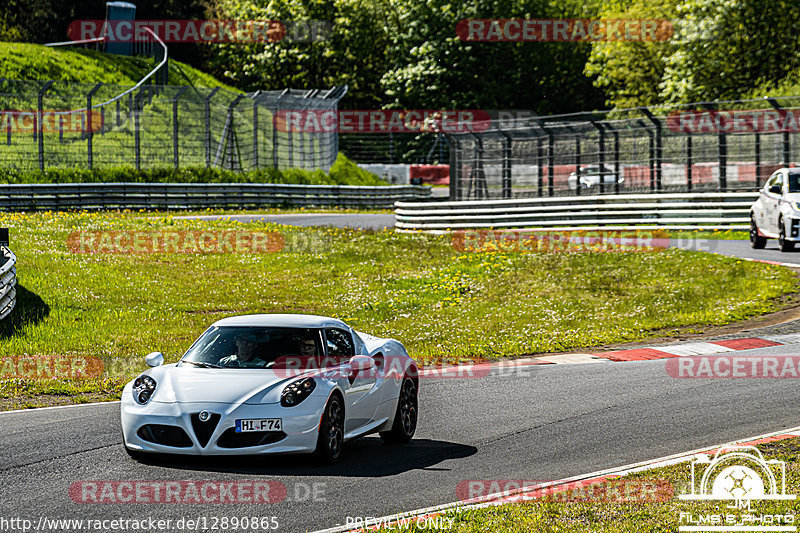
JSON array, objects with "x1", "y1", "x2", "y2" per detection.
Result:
[
  {"x1": 251, "y1": 91, "x2": 261, "y2": 169},
  {"x1": 537, "y1": 137, "x2": 544, "y2": 197},
  {"x1": 134, "y1": 91, "x2": 141, "y2": 170},
  {"x1": 641, "y1": 108, "x2": 662, "y2": 191},
  {"x1": 537, "y1": 120, "x2": 555, "y2": 197},
  {"x1": 37, "y1": 80, "x2": 54, "y2": 170},
  {"x1": 500, "y1": 132, "x2": 512, "y2": 199},
  {"x1": 686, "y1": 135, "x2": 693, "y2": 191},
  {"x1": 613, "y1": 129, "x2": 620, "y2": 194},
  {"x1": 575, "y1": 136, "x2": 581, "y2": 196},
  {"x1": 755, "y1": 132, "x2": 761, "y2": 187},
  {"x1": 86, "y1": 82, "x2": 102, "y2": 169},
  {"x1": 592, "y1": 121, "x2": 606, "y2": 194},
  {"x1": 204, "y1": 87, "x2": 220, "y2": 168},
  {"x1": 172, "y1": 86, "x2": 188, "y2": 170}
]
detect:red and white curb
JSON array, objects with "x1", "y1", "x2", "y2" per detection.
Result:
[
  {"x1": 312, "y1": 425, "x2": 800, "y2": 533},
  {"x1": 416, "y1": 334, "x2": 800, "y2": 377},
  {"x1": 593, "y1": 333, "x2": 800, "y2": 363}
]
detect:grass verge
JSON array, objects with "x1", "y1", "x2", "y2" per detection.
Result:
[
  {"x1": 0, "y1": 211, "x2": 796, "y2": 407},
  {"x1": 385, "y1": 436, "x2": 800, "y2": 532}
]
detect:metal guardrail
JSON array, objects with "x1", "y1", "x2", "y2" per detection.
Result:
[
  {"x1": 395, "y1": 192, "x2": 758, "y2": 231},
  {"x1": 0, "y1": 183, "x2": 432, "y2": 210},
  {"x1": 0, "y1": 244, "x2": 16, "y2": 321}
]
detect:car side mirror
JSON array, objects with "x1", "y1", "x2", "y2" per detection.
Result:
[
  {"x1": 769, "y1": 184, "x2": 782, "y2": 194},
  {"x1": 145, "y1": 352, "x2": 164, "y2": 367},
  {"x1": 349, "y1": 355, "x2": 375, "y2": 372}
]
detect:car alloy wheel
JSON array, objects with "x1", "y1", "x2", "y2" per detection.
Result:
[
  {"x1": 750, "y1": 217, "x2": 766, "y2": 249},
  {"x1": 380, "y1": 376, "x2": 418, "y2": 443},
  {"x1": 779, "y1": 218, "x2": 795, "y2": 252},
  {"x1": 316, "y1": 395, "x2": 344, "y2": 463}
]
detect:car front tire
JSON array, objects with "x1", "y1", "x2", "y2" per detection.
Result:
[
  {"x1": 380, "y1": 377, "x2": 418, "y2": 443},
  {"x1": 750, "y1": 217, "x2": 767, "y2": 249},
  {"x1": 779, "y1": 217, "x2": 795, "y2": 252},
  {"x1": 316, "y1": 394, "x2": 345, "y2": 463}
]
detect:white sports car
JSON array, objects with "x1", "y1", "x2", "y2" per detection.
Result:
[
  {"x1": 121, "y1": 314, "x2": 419, "y2": 463},
  {"x1": 750, "y1": 168, "x2": 800, "y2": 251}
]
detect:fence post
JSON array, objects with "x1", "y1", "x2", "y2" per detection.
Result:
[
  {"x1": 641, "y1": 108, "x2": 662, "y2": 191},
  {"x1": 37, "y1": 80, "x2": 54, "y2": 170},
  {"x1": 754, "y1": 132, "x2": 761, "y2": 187},
  {"x1": 574, "y1": 135, "x2": 581, "y2": 196},
  {"x1": 251, "y1": 91, "x2": 261, "y2": 169},
  {"x1": 448, "y1": 135, "x2": 458, "y2": 201},
  {"x1": 536, "y1": 136, "x2": 544, "y2": 197},
  {"x1": 134, "y1": 90, "x2": 141, "y2": 170},
  {"x1": 172, "y1": 86, "x2": 188, "y2": 170},
  {"x1": 204, "y1": 87, "x2": 220, "y2": 168},
  {"x1": 86, "y1": 82, "x2": 102, "y2": 169},
  {"x1": 273, "y1": 89, "x2": 289, "y2": 169},
  {"x1": 766, "y1": 98, "x2": 791, "y2": 168},
  {"x1": 686, "y1": 135, "x2": 693, "y2": 191},
  {"x1": 500, "y1": 132, "x2": 512, "y2": 199},
  {"x1": 612, "y1": 128, "x2": 620, "y2": 194},
  {"x1": 592, "y1": 121, "x2": 606, "y2": 194},
  {"x1": 537, "y1": 120, "x2": 555, "y2": 197}
]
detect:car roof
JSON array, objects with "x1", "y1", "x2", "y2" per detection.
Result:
[{"x1": 211, "y1": 314, "x2": 348, "y2": 329}]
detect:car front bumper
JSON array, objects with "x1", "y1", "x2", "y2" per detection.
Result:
[{"x1": 121, "y1": 396, "x2": 327, "y2": 456}]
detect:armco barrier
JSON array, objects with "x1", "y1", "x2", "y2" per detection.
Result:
[
  {"x1": 394, "y1": 192, "x2": 758, "y2": 231},
  {"x1": 0, "y1": 183, "x2": 431, "y2": 211},
  {"x1": 0, "y1": 242, "x2": 16, "y2": 321}
]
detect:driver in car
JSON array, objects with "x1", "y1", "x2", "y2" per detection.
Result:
[{"x1": 219, "y1": 334, "x2": 264, "y2": 368}]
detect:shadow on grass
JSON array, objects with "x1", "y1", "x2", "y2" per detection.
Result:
[
  {"x1": 130, "y1": 437, "x2": 478, "y2": 477},
  {"x1": 0, "y1": 284, "x2": 50, "y2": 339}
]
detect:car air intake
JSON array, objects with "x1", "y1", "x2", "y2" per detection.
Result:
[
  {"x1": 136, "y1": 425, "x2": 193, "y2": 447},
  {"x1": 216, "y1": 428, "x2": 287, "y2": 448},
  {"x1": 190, "y1": 413, "x2": 221, "y2": 447}
]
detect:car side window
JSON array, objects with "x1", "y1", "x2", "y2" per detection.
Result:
[
  {"x1": 766, "y1": 173, "x2": 781, "y2": 191},
  {"x1": 325, "y1": 328, "x2": 355, "y2": 358}
]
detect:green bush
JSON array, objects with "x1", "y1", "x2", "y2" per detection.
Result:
[{"x1": 0, "y1": 154, "x2": 385, "y2": 185}]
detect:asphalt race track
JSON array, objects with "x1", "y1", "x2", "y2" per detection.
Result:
[
  {"x1": 2, "y1": 344, "x2": 800, "y2": 531},
  {"x1": 3, "y1": 214, "x2": 800, "y2": 531},
  {"x1": 180, "y1": 212, "x2": 800, "y2": 265}
]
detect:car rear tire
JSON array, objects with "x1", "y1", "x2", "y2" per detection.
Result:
[
  {"x1": 316, "y1": 394, "x2": 345, "y2": 463},
  {"x1": 779, "y1": 218, "x2": 795, "y2": 252},
  {"x1": 380, "y1": 377, "x2": 418, "y2": 443},
  {"x1": 750, "y1": 217, "x2": 767, "y2": 249}
]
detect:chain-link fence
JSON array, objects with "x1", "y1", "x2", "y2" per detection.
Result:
[
  {"x1": 447, "y1": 96, "x2": 800, "y2": 200},
  {"x1": 0, "y1": 79, "x2": 346, "y2": 172}
]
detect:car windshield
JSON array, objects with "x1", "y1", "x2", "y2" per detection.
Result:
[
  {"x1": 181, "y1": 326, "x2": 323, "y2": 369},
  {"x1": 788, "y1": 172, "x2": 800, "y2": 193}
]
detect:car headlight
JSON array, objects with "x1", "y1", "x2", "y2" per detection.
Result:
[
  {"x1": 281, "y1": 378, "x2": 316, "y2": 407},
  {"x1": 132, "y1": 375, "x2": 157, "y2": 405},
  {"x1": 793, "y1": 202, "x2": 800, "y2": 213}
]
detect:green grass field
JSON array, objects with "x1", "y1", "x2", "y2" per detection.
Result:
[
  {"x1": 0, "y1": 42, "x2": 237, "y2": 90},
  {"x1": 387, "y1": 437, "x2": 800, "y2": 532},
  {"x1": 0, "y1": 211, "x2": 795, "y2": 409}
]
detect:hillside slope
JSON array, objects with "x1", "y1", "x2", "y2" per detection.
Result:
[{"x1": 0, "y1": 42, "x2": 239, "y2": 91}]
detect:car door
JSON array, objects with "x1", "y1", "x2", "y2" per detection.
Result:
[
  {"x1": 324, "y1": 328, "x2": 381, "y2": 432},
  {"x1": 761, "y1": 172, "x2": 782, "y2": 235}
]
